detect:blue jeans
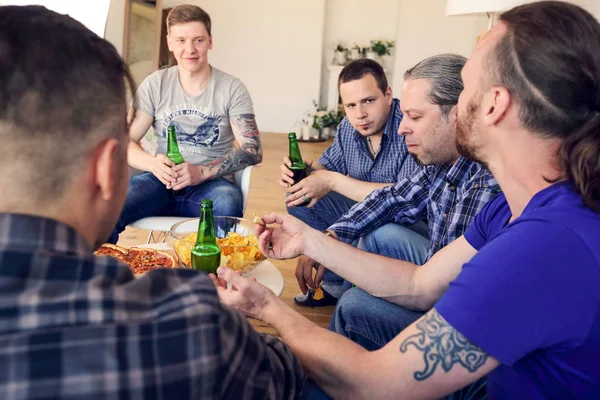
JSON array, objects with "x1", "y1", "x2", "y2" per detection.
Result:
[
  {"x1": 108, "y1": 172, "x2": 243, "y2": 244},
  {"x1": 287, "y1": 191, "x2": 356, "y2": 231},
  {"x1": 330, "y1": 221, "x2": 429, "y2": 335},
  {"x1": 325, "y1": 222, "x2": 430, "y2": 298}
]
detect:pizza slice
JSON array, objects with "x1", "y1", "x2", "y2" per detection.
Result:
[
  {"x1": 94, "y1": 244, "x2": 178, "y2": 275},
  {"x1": 125, "y1": 247, "x2": 178, "y2": 275}
]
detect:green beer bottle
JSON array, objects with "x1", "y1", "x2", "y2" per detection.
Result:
[
  {"x1": 166, "y1": 125, "x2": 185, "y2": 196},
  {"x1": 191, "y1": 199, "x2": 221, "y2": 274},
  {"x1": 288, "y1": 132, "x2": 309, "y2": 206}
]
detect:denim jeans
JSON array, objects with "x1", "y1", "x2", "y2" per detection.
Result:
[
  {"x1": 286, "y1": 191, "x2": 356, "y2": 231},
  {"x1": 324, "y1": 221, "x2": 430, "y2": 298},
  {"x1": 329, "y1": 221, "x2": 429, "y2": 332},
  {"x1": 108, "y1": 172, "x2": 243, "y2": 244}
]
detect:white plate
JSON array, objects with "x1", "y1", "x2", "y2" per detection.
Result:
[
  {"x1": 243, "y1": 260, "x2": 285, "y2": 297},
  {"x1": 137, "y1": 243, "x2": 285, "y2": 296}
]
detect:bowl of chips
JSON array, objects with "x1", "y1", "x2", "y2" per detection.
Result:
[{"x1": 169, "y1": 216, "x2": 267, "y2": 274}]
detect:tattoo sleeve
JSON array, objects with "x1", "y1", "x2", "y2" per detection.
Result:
[
  {"x1": 207, "y1": 114, "x2": 262, "y2": 177},
  {"x1": 400, "y1": 309, "x2": 489, "y2": 381}
]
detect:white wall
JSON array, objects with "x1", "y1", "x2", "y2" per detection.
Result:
[
  {"x1": 105, "y1": 0, "x2": 125, "y2": 55},
  {"x1": 320, "y1": 0, "x2": 399, "y2": 104},
  {"x1": 391, "y1": 0, "x2": 488, "y2": 98},
  {"x1": 162, "y1": 0, "x2": 325, "y2": 134},
  {"x1": 391, "y1": 0, "x2": 600, "y2": 98},
  {"x1": 0, "y1": 0, "x2": 126, "y2": 55},
  {"x1": 571, "y1": 0, "x2": 600, "y2": 18}
]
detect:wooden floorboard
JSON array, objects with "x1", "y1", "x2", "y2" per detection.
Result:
[{"x1": 117, "y1": 132, "x2": 335, "y2": 335}]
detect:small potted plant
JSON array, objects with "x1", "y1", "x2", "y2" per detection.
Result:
[
  {"x1": 332, "y1": 41, "x2": 348, "y2": 65},
  {"x1": 312, "y1": 110, "x2": 328, "y2": 139},
  {"x1": 367, "y1": 40, "x2": 394, "y2": 61}
]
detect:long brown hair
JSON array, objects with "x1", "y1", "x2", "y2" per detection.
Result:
[{"x1": 493, "y1": 1, "x2": 600, "y2": 211}]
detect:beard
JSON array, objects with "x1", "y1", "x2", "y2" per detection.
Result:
[{"x1": 456, "y1": 96, "x2": 486, "y2": 166}]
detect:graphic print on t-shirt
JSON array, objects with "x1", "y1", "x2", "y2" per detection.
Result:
[{"x1": 161, "y1": 104, "x2": 221, "y2": 151}]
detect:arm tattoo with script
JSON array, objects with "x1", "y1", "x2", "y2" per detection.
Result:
[
  {"x1": 400, "y1": 309, "x2": 488, "y2": 381},
  {"x1": 208, "y1": 114, "x2": 263, "y2": 176}
]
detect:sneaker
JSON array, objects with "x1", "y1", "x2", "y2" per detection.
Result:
[{"x1": 294, "y1": 287, "x2": 338, "y2": 307}]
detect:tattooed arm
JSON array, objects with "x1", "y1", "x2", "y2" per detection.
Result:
[
  {"x1": 258, "y1": 303, "x2": 498, "y2": 400},
  {"x1": 172, "y1": 114, "x2": 263, "y2": 190},
  {"x1": 214, "y1": 113, "x2": 263, "y2": 175}
]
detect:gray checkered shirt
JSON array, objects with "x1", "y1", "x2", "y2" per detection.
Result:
[{"x1": 0, "y1": 214, "x2": 303, "y2": 399}]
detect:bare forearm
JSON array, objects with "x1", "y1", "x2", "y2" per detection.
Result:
[
  {"x1": 127, "y1": 140, "x2": 156, "y2": 171},
  {"x1": 311, "y1": 161, "x2": 326, "y2": 171},
  {"x1": 264, "y1": 301, "x2": 370, "y2": 399},
  {"x1": 262, "y1": 294, "x2": 495, "y2": 400},
  {"x1": 305, "y1": 234, "x2": 430, "y2": 310},
  {"x1": 329, "y1": 173, "x2": 391, "y2": 202}
]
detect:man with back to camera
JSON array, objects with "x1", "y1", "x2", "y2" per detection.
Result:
[
  {"x1": 109, "y1": 4, "x2": 262, "y2": 244},
  {"x1": 214, "y1": 1, "x2": 600, "y2": 398},
  {"x1": 0, "y1": 6, "x2": 302, "y2": 398}
]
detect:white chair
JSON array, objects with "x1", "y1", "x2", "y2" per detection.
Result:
[{"x1": 131, "y1": 165, "x2": 254, "y2": 244}]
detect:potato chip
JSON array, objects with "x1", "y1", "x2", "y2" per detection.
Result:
[
  {"x1": 313, "y1": 287, "x2": 324, "y2": 300},
  {"x1": 173, "y1": 231, "x2": 266, "y2": 272},
  {"x1": 252, "y1": 213, "x2": 266, "y2": 225}
]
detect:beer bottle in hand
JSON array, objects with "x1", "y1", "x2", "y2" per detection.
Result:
[
  {"x1": 166, "y1": 125, "x2": 185, "y2": 196},
  {"x1": 288, "y1": 132, "x2": 310, "y2": 206},
  {"x1": 288, "y1": 132, "x2": 309, "y2": 183},
  {"x1": 191, "y1": 199, "x2": 221, "y2": 274}
]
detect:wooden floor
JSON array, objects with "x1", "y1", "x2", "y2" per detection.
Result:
[{"x1": 117, "y1": 132, "x2": 335, "y2": 336}]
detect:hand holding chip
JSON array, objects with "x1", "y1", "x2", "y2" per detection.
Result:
[{"x1": 254, "y1": 213, "x2": 318, "y2": 260}]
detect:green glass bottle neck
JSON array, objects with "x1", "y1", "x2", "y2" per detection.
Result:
[
  {"x1": 167, "y1": 129, "x2": 184, "y2": 164},
  {"x1": 289, "y1": 139, "x2": 305, "y2": 166},
  {"x1": 195, "y1": 208, "x2": 217, "y2": 246}
]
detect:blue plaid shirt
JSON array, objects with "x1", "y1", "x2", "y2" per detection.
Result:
[
  {"x1": 318, "y1": 98, "x2": 420, "y2": 183},
  {"x1": 0, "y1": 214, "x2": 302, "y2": 399},
  {"x1": 329, "y1": 157, "x2": 501, "y2": 260}
]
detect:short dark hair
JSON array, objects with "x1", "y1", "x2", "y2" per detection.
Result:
[
  {"x1": 167, "y1": 4, "x2": 212, "y2": 36},
  {"x1": 338, "y1": 59, "x2": 388, "y2": 94},
  {"x1": 0, "y1": 6, "x2": 134, "y2": 201},
  {"x1": 490, "y1": 1, "x2": 600, "y2": 211},
  {"x1": 404, "y1": 54, "x2": 466, "y2": 117}
]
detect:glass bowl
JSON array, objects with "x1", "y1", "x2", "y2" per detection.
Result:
[{"x1": 169, "y1": 216, "x2": 266, "y2": 274}]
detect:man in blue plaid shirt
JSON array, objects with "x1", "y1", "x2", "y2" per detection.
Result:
[
  {"x1": 0, "y1": 6, "x2": 302, "y2": 399},
  {"x1": 280, "y1": 59, "x2": 422, "y2": 306},
  {"x1": 280, "y1": 59, "x2": 419, "y2": 222}
]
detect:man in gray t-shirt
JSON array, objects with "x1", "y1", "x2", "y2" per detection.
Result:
[
  {"x1": 138, "y1": 66, "x2": 254, "y2": 167},
  {"x1": 109, "y1": 5, "x2": 262, "y2": 244}
]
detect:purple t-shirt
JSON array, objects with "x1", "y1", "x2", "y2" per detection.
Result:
[{"x1": 436, "y1": 182, "x2": 600, "y2": 399}]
